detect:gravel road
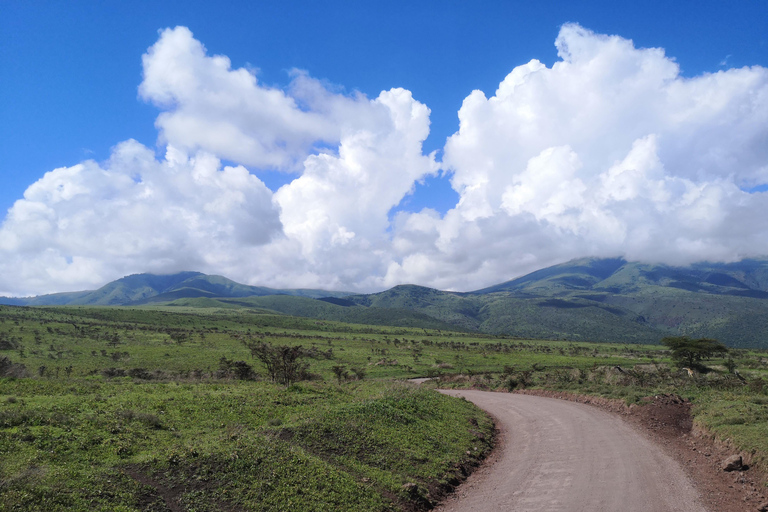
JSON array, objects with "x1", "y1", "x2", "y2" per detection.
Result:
[{"x1": 437, "y1": 390, "x2": 708, "y2": 512}]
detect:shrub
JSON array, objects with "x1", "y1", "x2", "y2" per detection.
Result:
[
  {"x1": 217, "y1": 358, "x2": 256, "y2": 380},
  {"x1": 127, "y1": 367, "x2": 153, "y2": 380},
  {"x1": 243, "y1": 342, "x2": 310, "y2": 385},
  {"x1": 117, "y1": 409, "x2": 163, "y2": 429},
  {"x1": 749, "y1": 378, "x2": 766, "y2": 394},
  {"x1": 503, "y1": 376, "x2": 519, "y2": 391},
  {"x1": 101, "y1": 367, "x2": 127, "y2": 378},
  {"x1": 0, "y1": 356, "x2": 28, "y2": 378},
  {"x1": 331, "y1": 365, "x2": 349, "y2": 384}
]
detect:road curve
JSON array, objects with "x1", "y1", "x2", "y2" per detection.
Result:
[{"x1": 437, "y1": 390, "x2": 707, "y2": 512}]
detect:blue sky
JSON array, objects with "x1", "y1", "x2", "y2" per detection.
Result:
[{"x1": 1, "y1": 1, "x2": 767, "y2": 295}]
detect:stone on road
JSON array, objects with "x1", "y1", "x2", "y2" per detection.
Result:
[{"x1": 437, "y1": 390, "x2": 706, "y2": 512}]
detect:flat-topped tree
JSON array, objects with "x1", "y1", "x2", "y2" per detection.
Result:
[{"x1": 661, "y1": 336, "x2": 728, "y2": 370}]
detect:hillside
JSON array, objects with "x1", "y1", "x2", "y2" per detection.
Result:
[
  {"x1": 463, "y1": 257, "x2": 768, "y2": 346},
  {"x1": 336, "y1": 258, "x2": 768, "y2": 347},
  {"x1": 4, "y1": 258, "x2": 768, "y2": 347},
  {"x1": 0, "y1": 272, "x2": 351, "y2": 306}
]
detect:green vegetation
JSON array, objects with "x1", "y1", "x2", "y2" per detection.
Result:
[
  {"x1": 0, "y1": 304, "x2": 502, "y2": 511},
  {"x1": 661, "y1": 336, "x2": 729, "y2": 370},
  {"x1": 2, "y1": 302, "x2": 768, "y2": 510},
  {"x1": 0, "y1": 378, "x2": 492, "y2": 511},
  {"x1": 6, "y1": 256, "x2": 768, "y2": 347}
]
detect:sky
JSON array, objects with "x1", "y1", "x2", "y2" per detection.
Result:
[{"x1": 1, "y1": 0, "x2": 767, "y2": 297}]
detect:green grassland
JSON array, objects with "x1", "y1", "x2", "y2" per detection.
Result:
[
  {"x1": 153, "y1": 275, "x2": 768, "y2": 348},
  {"x1": 0, "y1": 378, "x2": 494, "y2": 511},
  {"x1": 0, "y1": 305, "x2": 502, "y2": 511},
  {"x1": 2, "y1": 303, "x2": 768, "y2": 510}
]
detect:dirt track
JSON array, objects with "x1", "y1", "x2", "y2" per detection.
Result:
[{"x1": 437, "y1": 390, "x2": 707, "y2": 512}]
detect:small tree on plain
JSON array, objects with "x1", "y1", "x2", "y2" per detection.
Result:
[
  {"x1": 661, "y1": 336, "x2": 728, "y2": 370},
  {"x1": 244, "y1": 342, "x2": 309, "y2": 386},
  {"x1": 331, "y1": 364, "x2": 349, "y2": 384}
]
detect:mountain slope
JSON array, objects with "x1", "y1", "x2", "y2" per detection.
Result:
[
  {"x1": 5, "y1": 259, "x2": 768, "y2": 347},
  {"x1": 0, "y1": 272, "x2": 351, "y2": 306},
  {"x1": 466, "y1": 257, "x2": 768, "y2": 346},
  {"x1": 476, "y1": 257, "x2": 768, "y2": 298},
  {"x1": 334, "y1": 258, "x2": 768, "y2": 346}
]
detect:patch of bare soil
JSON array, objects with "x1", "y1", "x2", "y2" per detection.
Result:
[
  {"x1": 123, "y1": 463, "x2": 243, "y2": 512},
  {"x1": 123, "y1": 466, "x2": 183, "y2": 512},
  {"x1": 516, "y1": 389, "x2": 768, "y2": 512}
]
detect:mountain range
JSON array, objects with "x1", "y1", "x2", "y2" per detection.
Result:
[
  {"x1": 0, "y1": 272, "x2": 350, "y2": 307},
  {"x1": 4, "y1": 258, "x2": 768, "y2": 348}
]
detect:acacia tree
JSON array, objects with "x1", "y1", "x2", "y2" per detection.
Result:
[
  {"x1": 331, "y1": 364, "x2": 348, "y2": 384},
  {"x1": 661, "y1": 336, "x2": 728, "y2": 370},
  {"x1": 244, "y1": 342, "x2": 309, "y2": 385}
]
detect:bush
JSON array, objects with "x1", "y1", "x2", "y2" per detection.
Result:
[
  {"x1": 217, "y1": 358, "x2": 256, "y2": 380},
  {"x1": 0, "y1": 356, "x2": 28, "y2": 378},
  {"x1": 748, "y1": 378, "x2": 766, "y2": 394},
  {"x1": 127, "y1": 367, "x2": 153, "y2": 380},
  {"x1": 101, "y1": 367, "x2": 127, "y2": 378},
  {"x1": 117, "y1": 409, "x2": 163, "y2": 429},
  {"x1": 503, "y1": 376, "x2": 518, "y2": 391},
  {"x1": 243, "y1": 342, "x2": 310, "y2": 385}
]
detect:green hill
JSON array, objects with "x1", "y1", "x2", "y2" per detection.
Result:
[
  {"x1": 0, "y1": 272, "x2": 351, "y2": 307},
  {"x1": 464, "y1": 258, "x2": 768, "y2": 346},
  {"x1": 5, "y1": 258, "x2": 768, "y2": 347},
  {"x1": 183, "y1": 295, "x2": 463, "y2": 331}
]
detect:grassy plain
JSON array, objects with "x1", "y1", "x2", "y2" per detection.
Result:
[
  {"x1": 0, "y1": 305, "x2": 503, "y2": 511},
  {"x1": 2, "y1": 304, "x2": 768, "y2": 509}
]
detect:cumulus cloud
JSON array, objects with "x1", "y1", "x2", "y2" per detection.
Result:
[
  {"x1": 394, "y1": 22, "x2": 768, "y2": 287},
  {"x1": 0, "y1": 27, "x2": 436, "y2": 295},
  {"x1": 140, "y1": 27, "x2": 371, "y2": 171},
  {"x1": 275, "y1": 88, "x2": 437, "y2": 260},
  {"x1": 0, "y1": 140, "x2": 282, "y2": 295},
  {"x1": 2, "y1": 23, "x2": 768, "y2": 296}
]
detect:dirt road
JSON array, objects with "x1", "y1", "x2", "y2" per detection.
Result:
[{"x1": 437, "y1": 390, "x2": 707, "y2": 512}]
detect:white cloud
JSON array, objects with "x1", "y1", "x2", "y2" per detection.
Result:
[
  {"x1": 274, "y1": 88, "x2": 437, "y2": 260},
  {"x1": 0, "y1": 140, "x2": 282, "y2": 295},
  {"x1": 2, "y1": 24, "x2": 768, "y2": 296},
  {"x1": 410, "y1": 22, "x2": 768, "y2": 287},
  {"x1": 141, "y1": 27, "x2": 351, "y2": 171},
  {"x1": 0, "y1": 27, "x2": 437, "y2": 296}
]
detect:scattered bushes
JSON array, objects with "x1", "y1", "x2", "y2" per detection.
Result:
[{"x1": 0, "y1": 335, "x2": 18, "y2": 350}]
